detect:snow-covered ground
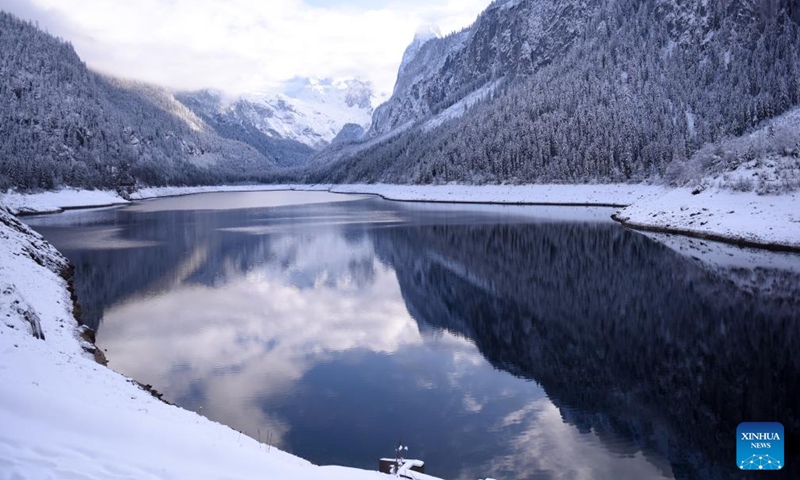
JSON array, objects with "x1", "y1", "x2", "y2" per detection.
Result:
[
  {"x1": 0, "y1": 185, "x2": 291, "y2": 215},
  {"x1": 612, "y1": 106, "x2": 799, "y2": 250},
  {"x1": 614, "y1": 187, "x2": 800, "y2": 251},
  {"x1": 0, "y1": 206, "x2": 435, "y2": 480},
  {"x1": 0, "y1": 189, "x2": 129, "y2": 215},
  {"x1": 0, "y1": 183, "x2": 667, "y2": 215},
  {"x1": 129, "y1": 184, "x2": 290, "y2": 201},
  {"x1": 321, "y1": 183, "x2": 669, "y2": 206}
]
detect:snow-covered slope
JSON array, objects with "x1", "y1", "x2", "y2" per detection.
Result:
[
  {"x1": 614, "y1": 187, "x2": 800, "y2": 250},
  {"x1": 0, "y1": 205, "x2": 412, "y2": 480},
  {"x1": 675, "y1": 106, "x2": 800, "y2": 194},
  {"x1": 177, "y1": 78, "x2": 374, "y2": 166}
]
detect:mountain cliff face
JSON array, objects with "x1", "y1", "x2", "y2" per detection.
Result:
[
  {"x1": 370, "y1": 0, "x2": 597, "y2": 136},
  {"x1": 176, "y1": 79, "x2": 374, "y2": 167},
  {"x1": 0, "y1": 12, "x2": 278, "y2": 190},
  {"x1": 315, "y1": 0, "x2": 800, "y2": 185}
]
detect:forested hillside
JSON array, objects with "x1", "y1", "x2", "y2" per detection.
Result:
[
  {"x1": 311, "y1": 0, "x2": 800, "y2": 185},
  {"x1": 3, "y1": 0, "x2": 799, "y2": 191},
  {"x1": 0, "y1": 12, "x2": 277, "y2": 191}
]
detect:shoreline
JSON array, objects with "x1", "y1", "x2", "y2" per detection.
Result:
[
  {"x1": 15, "y1": 202, "x2": 131, "y2": 217},
  {"x1": 2, "y1": 183, "x2": 799, "y2": 252},
  {"x1": 613, "y1": 187, "x2": 800, "y2": 252},
  {"x1": 611, "y1": 213, "x2": 800, "y2": 254}
]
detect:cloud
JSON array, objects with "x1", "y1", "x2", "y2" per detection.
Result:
[
  {"x1": 97, "y1": 231, "x2": 424, "y2": 446},
  {"x1": 0, "y1": 0, "x2": 492, "y2": 96},
  {"x1": 474, "y1": 399, "x2": 674, "y2": 480}
]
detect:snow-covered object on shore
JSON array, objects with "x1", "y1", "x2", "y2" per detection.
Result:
[
  {"x1": 0, "y1": 206, "x2": 400, "y2": 480},
  {"x1": 615, "y1": 188, "x2": 800, "y2": 250}
]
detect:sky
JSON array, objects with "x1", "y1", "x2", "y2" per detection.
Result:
[{"x1": 0, "y1": 0, "x2": 493, "y2": 99}]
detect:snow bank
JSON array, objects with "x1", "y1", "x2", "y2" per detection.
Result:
[
  {"x1": 614, "y1": 188, "x2": 800, "y2": 251},
  {"x1": 0, "y1": 183, "x2": 666, "y2": 216},
  {"x1": 0, "y1": 185, "x2": 293, "y2": 215},
  {"x1": 0, "y1": 206, "x2": 396, "y2": 480},
  {"x1": 0, "y1": 189, "x2": 128, "y2": 215},
  {"x1": 322, "y1": 183, "x2": 668, "y2": 206},
  {"x1": 129, "y1": 184, "x2": 290, "y2": 200}
]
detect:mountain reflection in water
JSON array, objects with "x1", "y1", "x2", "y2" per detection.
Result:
[{"x1": 26, "y1": 191, "x2": 800, "y2": 480}]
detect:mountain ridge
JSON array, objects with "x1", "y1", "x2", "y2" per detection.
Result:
[
  {"x1": 176, "y1": 78, "x2": 374, "y2": 168},
  {"x1": 0, "y1": 11, "x2": 280, "y2": 190}
]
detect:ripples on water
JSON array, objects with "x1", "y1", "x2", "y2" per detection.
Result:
[{"x1": 26, "y1": 191, "x2": 800, "y2": 480}]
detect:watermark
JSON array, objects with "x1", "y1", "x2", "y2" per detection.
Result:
[{"x1": 737, "y1": 422, "x2": 784, "y2": 471}]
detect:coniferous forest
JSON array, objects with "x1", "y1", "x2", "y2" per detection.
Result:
[
  {"x1": 309, "y1": 0, "x2": 800, "y2": 186},
  {"x1": 0, "y1": 12, "x2": 277, "y2": 191},
  {"x1": 2, "y1": 1, "x2": 800, "y2": 191}
]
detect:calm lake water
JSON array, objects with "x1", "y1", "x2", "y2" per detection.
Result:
[{"x1": 25, "y1": 191, "x2": 800, "y2": 480}]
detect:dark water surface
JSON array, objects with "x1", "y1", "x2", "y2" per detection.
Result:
[{"x1": 25, "y1": 191, "x2": 800, "y2": 480}]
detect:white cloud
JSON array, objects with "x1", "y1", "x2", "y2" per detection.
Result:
[
  {"x1": 97, "y1": 231, "x2": 424, "y2": 445},
  {"x1": 0, "y1": 0, "x2": 492, "y2": 96},
  {"x1": 477, "y1": 399, "x2": 674, "y2": 480}
]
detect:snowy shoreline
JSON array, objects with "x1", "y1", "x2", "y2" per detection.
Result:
[
  {"x1": 2, "y1": 183, "x2": 799, "y2": 251},
  {"x1": 0, "y1": 185, "x2": 293, "y2": 216},
  {"x1": 0, "y1": 183, "x2": 666, "y2": 216},
  {"x1": 614, "y1": 187, "x2": 800, "y2": 252},
  {"x1": 321, "y1": 183, "x2": 668, "y2": 207}
]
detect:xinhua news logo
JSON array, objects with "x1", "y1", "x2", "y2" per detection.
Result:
[{"x1": 737, "y1": 422, "x2": 784, "y2": 471}]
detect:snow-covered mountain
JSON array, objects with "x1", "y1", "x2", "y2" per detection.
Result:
[
  {"x1": 176, "y1": 79, "x2": 374, "y2": 167},
  {"x1": 244, "y1": 78, "x2": 374, "y2": 147},
  {"x1": 313, "y1": 0, "x2": 800, "y2": 186},
  {"x1": 397, "y1": 25, "x2": 442, "y2": 80},
  {"x1": 0, "y1": 12, "x2": 279, "y2": 191},
  {"x1": 370, "y1": 0, "x2": 596, "y2": 136}
]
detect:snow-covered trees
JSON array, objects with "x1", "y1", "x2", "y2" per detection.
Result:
[
  {"x1": 0, "y1": 12, "x2": 277, "y2": 191},
  {"x1": 2, "y1": 0, "x2": 799, "y2": 191},
  {"x1": 312, "y1": 0, "x2": 800, "y2": 186}
]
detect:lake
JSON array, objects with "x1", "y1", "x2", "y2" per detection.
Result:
[{"x1": 25, "y1": 190, "x2": 800, "y2": 480}]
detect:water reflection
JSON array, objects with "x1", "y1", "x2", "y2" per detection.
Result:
[
  {"x1": 374, "y1": 222, "x2": 800, "y2": 479},
  {"x1": 25, "y1": 192, "x2": 800, "y2": 480}
]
